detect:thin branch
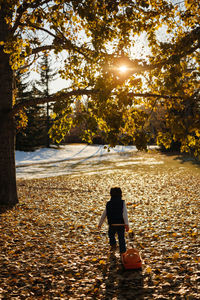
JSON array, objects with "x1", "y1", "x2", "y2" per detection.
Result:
[
  {"x1": 31, "y1": 45, "x2": 55, "y2": 54},
  {"x1": 20, "y1": 22, "x2": 93, "y2": 60},
  {"x1": 11, "y1": 88, "x2": 98, "y2": 116},
  {"x1": 31, "y1": 42, "x2": 93, "y2": 61},
  {"x1": 12, "y1": 2, "x2": 29, "y2": 34},
  {"x1": 127, "y1": 93, "x2": 184, "y2": 100},
  {"x1": 12, "y1": 0, "x2": 52, "y2": 34},
  {"x1": 18, "y1": 53, "x2": 38, "y2": 71},
  {"x1": 19, "y1": 22, "x2": 58, "y2": 40}
]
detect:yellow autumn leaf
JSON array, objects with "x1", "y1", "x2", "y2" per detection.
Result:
[
  {"x1": 173, "y1": 252, "x2": 180, "y2": 260},
  {"x1": 166, "y1": 273, "x2": 174, "y2": 280},
  {"x1": 146, "y1": 266, "x2": 152, "y2": 273},
  {"x1": 191, "y1": 232, "x2": 197, "y2": 237},
  {"x1": 71, "y1": 16, "x2": 77, "y2": 22}
]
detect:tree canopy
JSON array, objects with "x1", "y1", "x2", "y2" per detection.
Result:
[{"x1": 1, "y1": 0, "x2": 200, "y2": 155}]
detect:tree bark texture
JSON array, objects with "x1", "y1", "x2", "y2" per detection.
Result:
[{"x1": 0, "y1": 7, "x2": 18, "y2": 206}]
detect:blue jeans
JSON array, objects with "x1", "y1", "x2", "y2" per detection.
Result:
[{"x1": 108, "y1": 225, "x2": 126, "y2": 253}]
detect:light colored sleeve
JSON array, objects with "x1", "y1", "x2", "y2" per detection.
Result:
[
  {"x1": 98, "y1": 208, "x2": 107, "y2": 227},
  {"x1": 123, "y1": 202, "x2": 129, "y2": 225}
]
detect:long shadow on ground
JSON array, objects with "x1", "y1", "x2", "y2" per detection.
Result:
[{"x1": 101, "y1": 252, "x2": 146, "y2": 300}]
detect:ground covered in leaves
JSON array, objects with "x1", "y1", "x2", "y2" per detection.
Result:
[{"x1": 0, "y1": 152, "x2": 200, "y2": 299}]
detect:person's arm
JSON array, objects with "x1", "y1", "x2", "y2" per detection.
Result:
[
  {"x1": 123, "y1": 202, "x2": 129, "y2": 232},
  {"x1": 98, "y1": 208, "x2": 106, "y2": 229}
]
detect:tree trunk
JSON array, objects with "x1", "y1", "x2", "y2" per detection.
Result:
[{"x1": 0, "y1": 7, "x2": 18, "y2": 206}]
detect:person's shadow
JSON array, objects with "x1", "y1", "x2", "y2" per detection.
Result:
[{"x1": 103, "y1": 251, "x2": 144, "y2": 299}]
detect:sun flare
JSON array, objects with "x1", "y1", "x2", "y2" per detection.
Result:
[{"x1": 118, "y1": 65, "x2": 128, "y2": 73}]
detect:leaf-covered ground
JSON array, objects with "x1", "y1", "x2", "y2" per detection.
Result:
[{"x1": 0, "y1": 152, "x2": 200, "y2": 299}]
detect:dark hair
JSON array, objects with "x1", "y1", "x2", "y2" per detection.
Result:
[{"x1": 110, "y1": 187, "x2": 122, "y2": 199}]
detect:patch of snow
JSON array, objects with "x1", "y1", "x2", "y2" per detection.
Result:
[
  {"x1": 15, "y1": 144, "x2": 159, "y2": 179},
  {"x1": 15, "y1": 144, "x2": 136, "y2": 166}
]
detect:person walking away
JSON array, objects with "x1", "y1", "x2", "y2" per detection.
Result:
[{"x1": 98, "y1": 187, "x2": 129, "y2": 257}]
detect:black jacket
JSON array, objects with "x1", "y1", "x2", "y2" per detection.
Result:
[{"x1": 106, "y1": 197, "x2": 124, "y2": 225}]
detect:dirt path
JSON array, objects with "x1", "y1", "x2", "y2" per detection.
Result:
[{"x1": 0, "y1": 152, "x2": 200, "y2": 299}]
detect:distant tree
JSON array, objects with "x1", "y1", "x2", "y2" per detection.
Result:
[
  {"x1": 0, "y1": 0, "x2": 199, "y2": 206},
  {"x1": 37, "y1": 53, "x2": 57, "y2": 147},
  {"x1": 15, "y1": 79, "x2": 47, "y2": 150},
  {"x1": 15, "y1": 53, "x2": 57, "y2": 150},
  {"x1": 14, "y1": 70, "x2": 30, "y2": 137}
]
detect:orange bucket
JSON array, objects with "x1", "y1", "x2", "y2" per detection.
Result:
[{"x1": 122, "y1": 248, "x2": 142, "y2": 269}]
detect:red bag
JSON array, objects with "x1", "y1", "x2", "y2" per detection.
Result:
[{"x1": 122, "y1": 248, "x2": 142, "y2": 269}]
